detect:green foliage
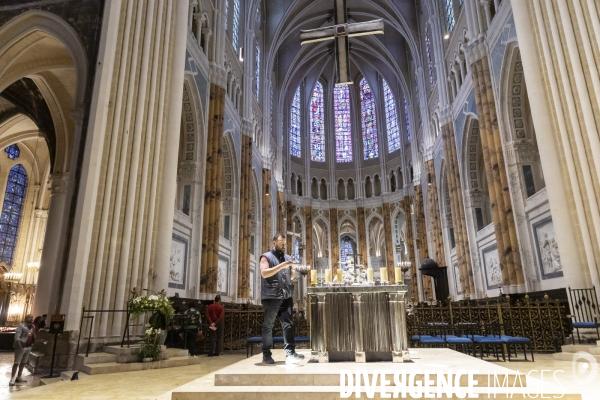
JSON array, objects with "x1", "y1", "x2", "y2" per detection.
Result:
[{"x1": 138, "y1": 326, "x2": 162, "y2": 361}]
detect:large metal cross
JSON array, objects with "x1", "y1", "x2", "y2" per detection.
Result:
[{"x1": 300, "y1": 0, "x2": 384, "y2": 85}]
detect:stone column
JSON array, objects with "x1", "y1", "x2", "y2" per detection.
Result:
[
  {"x1": 356, "y1": 207, "x2": 368, "y2": 267},
  {"x1": 470, "y1": 51, "x2": 524, "y2": 292},
  {"x1": 402, "y1": 197, "x2": 418, "y2": 302},
  {"x1": 199, "y1": 77, "x2": 227, "y2": 294},
  {"x1": 32, "y1": 174, "x2": 68, "y2": 317},
  {"x1": 153, "y1": 0, "x2": 189, "y2": 294},
  {"x1": 261, "y1": 168, "x2": 272, "y2": 252},
  {"x1": 330, "y1": 209, "x2": 339, "y2": 275},
  {"x1": 236, "y1": 134, "x2": 252, "y2": 299},
  {"x1": 440, "y1": 120, "x2": 475, "y2": 295},
  {"x1": 382, "y1": 202, "x2": 396, "y2": 283},
  {"x1": 424, "y1": 160, "x2": 446, "y2": 266},
  {"x1": 286, "y1": 200, "x2": 294, "y2": 256},
  {"x1": 414, "y1": 184, "x2": 432, "y2": 300},
  {"x1": 304, "y1": 206, "x2": 313, "y2": 283},
  {"x1": 277, "y1": 191, "x2": 285, "y2": 238},
  {"x1": 511, "y1": 0, "x2": 600, "y2": 289}
]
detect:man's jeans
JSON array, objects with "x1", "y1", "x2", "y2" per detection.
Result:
[{"x1": 261, "y1": 297, "x2": 295, "y2": 357}]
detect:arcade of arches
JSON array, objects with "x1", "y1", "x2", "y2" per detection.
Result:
[{"x1": 0, "y1": 0, "x2": 598, "y2": 345}]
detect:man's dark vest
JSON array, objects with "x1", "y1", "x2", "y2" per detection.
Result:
[{"x1": 260, "y1": 250, "x2": 293, "y2": 300}]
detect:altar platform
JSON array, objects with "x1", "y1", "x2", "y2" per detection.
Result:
[{"x1": 170, "y1": 348, "x2": 580, "y2": 399}]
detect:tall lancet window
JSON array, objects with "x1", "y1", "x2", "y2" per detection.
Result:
[
  {"x1": 254, "y1": 42, "x2": 260, "y2": 98},
  {"x1": 310, "y1": 82, "x2": 325, "y2": 162},
  {"x1": 425, "y1": 24, "x2": 435, "y2": 87},
  {"x1": 383, "y1": 79, "x2": 400, "y2": 152},
  {"x1": 334, "y1": 85, "x2": 352, "y2": 162},
  {"x1": 290, "y1": 87, "x2": 301, "y2": 157},
  {"x1": 444, "y1": 0, "x2": 455, "y2": 33},
  {"x1": 232, "y1": 0, "x2": 240, "y2": 50},
  {"x1": 0, "y1": 164, "x2": 27, "y2": 265},
  {"x1": 340, "y1": 237, "x2": 354, "y2": 265},
  {"x1": 293, "y1": 238, "x2": 300, "y2": 262},
  {"x1": 360, "y1": 78, "x2": 379, "y2": 160},
  {"x1": 404, "y1": 96, "x2": 411, "y2": 141}
]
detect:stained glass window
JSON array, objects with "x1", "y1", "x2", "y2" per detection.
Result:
[
  {"x1": 4, "y1": 144, "x2": 20, "y2": 160},
  {"x1": 425, "y1": 24, "x2": 435, "y2": 87},
  {"x1": 232, "y1": 0, "x2": 240, "y2": 50},
  {"x1": 310, "y1": 82, "x2": 325, "y2": 162},
  {"x1": 444, "y1": 0, "x2": 456, "y2": 33},
  {"x1": 254, "y1": 42, "x2": 260, "y2": 98},
  {"x1": 334, "y1": 85, "x2": 352, "y2": 162},
  {"x1": 383, "y1": 80, "x2": 400, "y2": 152},
  {"x1": 290, "y1": 87, "x2": 301, "y2": 157},
  {"x1": 340, "y1": 237, "x2": 354, "y2": 266},
  {"x1": 360, "y1": 78, "x2": 379, "y2": 159},
  {"x1": 293, "y1": 238, "x2": 300, "y2": 262},
  {"x1": 0, "y1": 164, "x2": 27, "y2": 266},
  {"x1": 404, "y1": 96, "x2": 411, "y2": 141}
]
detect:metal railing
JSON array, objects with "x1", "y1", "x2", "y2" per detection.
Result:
[{"x1": 76, "y1": 307, "x2": 131, "y2": 357}]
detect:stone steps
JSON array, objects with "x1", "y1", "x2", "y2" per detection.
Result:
[
  {"x1": 80, "y1": 355, "x2": 202, "y2": 375},
  {"x1": 553, "y1": 343, "x2": 600, "y2": 361}
]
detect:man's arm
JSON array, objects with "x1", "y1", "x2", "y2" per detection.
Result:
[
  {"x1": 260, "y1": 256, "x2": 292, "y2": 278},
  {"x1": 205, "y1": 306, "x2": 214, "y2": 325},
  {"x1": 14, "y1": 325, "x2": 23, "y2": 348}
]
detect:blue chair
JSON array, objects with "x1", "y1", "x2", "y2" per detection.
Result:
[
  {"x1": 473, "y1": 335, "x2": 505, "y2": 361},
  {"x1": 443, "y1": 335, "x2": 476, "y2": 356},
  {"x1": 568, "y1": 286, "x2": 600, "y2": 343},
  {"x1": 500, "y1": 335, "x2": 534, "y2": 361}
]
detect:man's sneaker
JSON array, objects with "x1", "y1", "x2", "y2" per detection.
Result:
[
  {"x1": 9, "y1": 379, "x2": 15, "y2": 386},
  {"x1": 285, "y1": 353, "x2": 303, "y2": 365},
  {"x1": 262, "y1": 355, "x2": 275, "y2": 364},
  {"x1": 15, "y1": 377, "x2": 27, "y2": 383}
]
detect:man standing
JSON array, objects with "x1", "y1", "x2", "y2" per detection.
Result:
[
  {"x1": 206, "y1": 295, "x2": 225, "y2": 357},
  {"x1": 260, "y1": 234, "x2": 304, "y2": 365},
  {"x1": 10, "y1": 314, "x2": 35, "y2": 386}
]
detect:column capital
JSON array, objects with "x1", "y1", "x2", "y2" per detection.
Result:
[
  {"x1": 439, "y1": 109, "x2": 454, "y2": 126},
  {"x1": 48, "y1": 173, "x2": 69, "y2": 194},
  {"x1": 178, "y1": 161, "x2": 203, "y2": 183},
  {"x1": 422, "y1": 146, "x2": 434, "y2": 162},
  {"x1": 241, "y1": 118, "x2": 253, "y2": 137},
  {"x1": 209, "y1": 62, "x2": 227, "y2": 88},
  {"x1": 465, "y1": 37, "x2": 487, "y2": 65}
]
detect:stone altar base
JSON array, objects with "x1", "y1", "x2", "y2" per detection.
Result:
[{"x1": 171, "y1": 348, "x2": 579, "y2": 399}]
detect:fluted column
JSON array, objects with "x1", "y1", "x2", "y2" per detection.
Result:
[
  {"x1": 330, "y1": 209, "x2": 339, "y2": 275},
  {"x1": 356, "y1": 207, "x2": 367, "y2": 266},
  {"x1": 470, "y1": 50, "x2": 524, "y2": 291},
  {"x1": 414, "y1": 184, "x2": 432, "y2": 300},
  {"x1": 402, "y1": 197, "x2": 418, "y2": 302},
  {"x1": 382, "y1": 202, "x2": 396, "y2": 283},
  {"x1": 236, "y1": 134, "x2": 253, "y2": 299},
  {"x1": 32, "y1": 174, "x2": 68, "y2": 317},
  {"x1": 424, "y1": 160, "x2": 446, "y2": 266},
  {"x1": 277, "y1": 191, "x2": 286, "y2": 239},
  {"x1": 304, "y1": 206, "x2": 313, "y2": 283},
  {"x1": 261, "y1": 169, "x2": 272, "y2": 255},
  {"x1": 441, "y1": 120, "x2": 475, "y2": 295}
]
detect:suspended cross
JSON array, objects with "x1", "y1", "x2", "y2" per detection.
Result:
[{"x1": 300, "y1": 0, "x2": 384, "y2": 85}]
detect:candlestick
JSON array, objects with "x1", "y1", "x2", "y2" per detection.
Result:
[
  {"x1": 380, "y1": 268, "x2": 388, "y2": 282},
  {"x1": 367, "y1": 268, "x2": 374, "y2": 282},
  {"x1": 310, "y1": 270, "x2": 317, "y2": 286},
  {"x1": 337, "y1": 268, "x2": 343, "y2": 284},
  {"x1": 395, "y1": 267, "x2": 402, "y2": 284},
  {"x1": 325, "y1": 269, "x2": 332, "y2": 283}
]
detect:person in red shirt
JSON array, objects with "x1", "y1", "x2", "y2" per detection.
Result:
[{"x1": 205, "y1": 295, "x2": 225, "y2": 356}]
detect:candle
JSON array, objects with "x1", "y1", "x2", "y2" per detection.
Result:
[
  {"x1": 367, "y1": 268, "x2": 374, "y2": 282},
  {"x1": 380, "y1": 268, "x2": 388, "y2": 282},
  {"x1": 337, "y1": 268, "x2": 343, "y2": 283},
  {"x1": 310, "y1": 270, "x2": 317, "y2": 285},
  {"x1": 325, "y1": 269, "x2": 332, "y2": 283},
  {"x1": 395, "y1": 267, "x2": 402, "y2": 284}
]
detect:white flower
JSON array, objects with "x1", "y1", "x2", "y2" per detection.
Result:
[{"x1": 148, "y1": 295, "x2": 158, "y2": 301}]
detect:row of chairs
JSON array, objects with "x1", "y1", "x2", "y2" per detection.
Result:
[{"x1": 410, "y1": 323, "x2": 534, "y2": 362}]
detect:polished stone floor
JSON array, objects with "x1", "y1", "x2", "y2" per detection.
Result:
[{"x1": 1, "y1": 350, "x2": 598, "y2": 399}]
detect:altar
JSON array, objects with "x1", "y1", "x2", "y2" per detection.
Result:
[{"x1": 307, "y1": 284, "x2": 410, "y2": 363}]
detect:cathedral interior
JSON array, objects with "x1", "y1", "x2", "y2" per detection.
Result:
[{"x1": 0, "y1": 0, "x2": 599, "y2": 397}]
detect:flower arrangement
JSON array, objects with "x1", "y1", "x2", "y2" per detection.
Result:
[
  {"x1": 128, "y1": 288, "x2": 175, "y2": 330},
  {"x1": 139, "y1": 325, "x2": 162, "y2": 361}
]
